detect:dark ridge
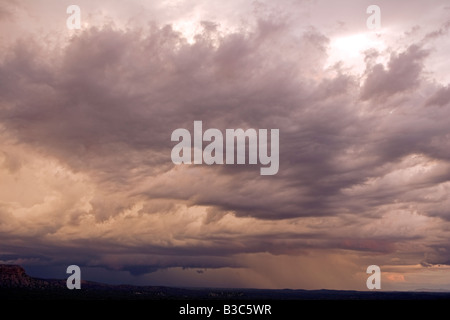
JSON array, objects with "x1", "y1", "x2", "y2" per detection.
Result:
[{"x1": 1, "y1": 264, "x2": 450, "y2": 300}]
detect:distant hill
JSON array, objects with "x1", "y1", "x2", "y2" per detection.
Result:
[
  {"x1": 1, "y1": 264, "x2": 450, "y2": 300},
  {"x1": 0, "y1": 265, "x2": 45, "y2": 288}
]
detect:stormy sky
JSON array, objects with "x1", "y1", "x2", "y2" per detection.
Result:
[{"x1": 1, "y1": 0, "x2": 450, "y2": 290}]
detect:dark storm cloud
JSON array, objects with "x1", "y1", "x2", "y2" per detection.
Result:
[
  {"x1": 0, "y1": 26, "x2": 441, "y2": 210},
  {"x1": 0, "y1": 21, "x2": 340, "y2": 220},
  {"x1": 361, "y1": 44, "x2": 429, "y2": 101},
  {"x1": 1, "y1": 1, "x2": 450, "y2": 286},
  {"x1": 426, "y1": 85, "x2": 450, "y2": 106}
]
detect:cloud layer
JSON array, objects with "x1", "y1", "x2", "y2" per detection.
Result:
[{"x1": 1, "y1": 0, "x2": 450, "y2": 290}]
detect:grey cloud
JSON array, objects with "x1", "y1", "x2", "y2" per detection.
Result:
[
  {"x1": 1, "y1": 1, "x2": 450, "y2": 286},
  {"x1": 426, "y1": 85, "x2": 450, "y2": 106},
  {"x1": 0, "y1": 1, "x2": 18, "y2": 22},
  {"x1": 361, "y1": 44, "x2": 429, "y2": 101},
  {"x1": 0, "y1": 24, "x2": 447, "y2": 221}
]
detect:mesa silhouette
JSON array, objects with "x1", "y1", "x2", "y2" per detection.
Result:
[{"x1": 1, "y1": 264, "x2": 449, "y2": 300}]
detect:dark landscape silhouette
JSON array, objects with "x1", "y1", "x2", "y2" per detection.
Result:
[{"x1": 1, "y1": 264, "x2": 450, "y2": 300}]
